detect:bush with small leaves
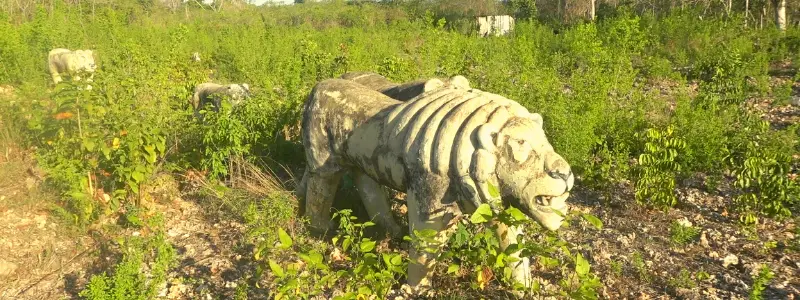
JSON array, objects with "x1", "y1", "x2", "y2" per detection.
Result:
[
  {"x1": 749, "y1": 264, "x2": 775, "y2": 300},
  {"x1": 635, "y1": 125, "x2": 686, "y2": 210},
  {"x1": 262, "y1": 209, "x2": 407, "y2": 299},
  {"x1": 669, "y1": 221, "x2": 700, "y2": 247}
]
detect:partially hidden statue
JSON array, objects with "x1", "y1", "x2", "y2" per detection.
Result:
[{"x1": 297, "y1": 72, "x2": 574, "y2": 292}]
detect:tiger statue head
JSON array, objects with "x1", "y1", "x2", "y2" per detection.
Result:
[
  {"x1": 458, "y1": 94, "x2": 573, "y2": 232},
  {"x1": 481, "y1": 114, "x2": 573, "y2": 230}
]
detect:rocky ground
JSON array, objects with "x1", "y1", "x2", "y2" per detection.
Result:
[{"x1": 563, "y1": 184, "x2": 799, "y2": 300}]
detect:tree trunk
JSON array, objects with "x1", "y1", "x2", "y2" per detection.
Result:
[
  {"x1": 726, "y1": 0, "x2": 732, "y2": 16},
  {"x1": 745, "y1": 0, "x2": 750, "y2": 27},
  {"x1": 590, "y1": 0, "x2": 596, "y2": 20},
  {"x1": 775, "y1": 0, "x2": 787, "y2": 31}
]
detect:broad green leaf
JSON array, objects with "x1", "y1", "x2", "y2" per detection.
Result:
[
  {"x1": 447, "y1": 264, "x2": 460, "y2": 274},
  {"x1": 269, "y1": 260, "x2": 285, "y2": 277},
  {"x1": 576, "y1": 253, "x2": 590, "y2": 276},
  {"x1": 581, "y1": 214, "x2": 603, "y2": 230},
  {"x1": 342, "y1": 237, "x2": 352, "y2": 252},
  {"x1": 470, "y1": 203, "x2": 493, "y2": 224},
  {"x1": 82, "y1": 139, "x2": 96, "y2": 152},
  {"x1": 309, "y1": 251, "x2": 324, "y2": 265},
  {"x1": 155, "y1": 141, "x2": 166, "y2": 154},
  {"x1": 146, "y1": 152, "x2": 157, "y2": 164},
  {"x1": 101, "y1": 145, "x2": 111, "y2": 160},
  {"x1": 359, "y1": 239, "x2": 376, "y2": 253},
  {"x1": 131, "y1": 171, "x2": 144, "y2": 183},
  {"x1": 538, "y1": 256, "x2": 559, "y2": 269},
  {"x1": 278, "y1": 228, "x2": 293, "y2": 249},
  {"x1": 144, "y1": 144, "x2": 155, "y2": 156},
  {"x1": 390, "y1": 254, "x2": 403, "y2": 266},
  {"x1": 487, "y1": 181, "x2": 500, "y2": 198},
  {"x1": 358, "y1": 286, "x2": 372, "y2": 295},
  {"x1": 505, "y1": 207, "x2": 528, "y2": 221},
  {"x1": 414, "y1": 229, "x2": 438, "y2": 239}
]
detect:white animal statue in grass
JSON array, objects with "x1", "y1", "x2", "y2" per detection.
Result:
[
  {"x1": 297, "y1": 73, "x2": 574, "y2": 294},
  {"x1": 191, "y1": 52, "x2": 202, "y2": 63},
  {"x1": 48, "y1": 48, "x2": 97, "y2": 85},
  {"x1": 190, "y1": 82, "x2": 251, "y2": 120},
  {"x1": 477, "y1": 15, "x2": 515, "y2": 37}
]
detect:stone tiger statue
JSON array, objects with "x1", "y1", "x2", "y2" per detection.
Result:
[
  {"x1": 48, "y1": 48, "x2": 97, "y2": 85},
  {"x1": 297, "y1": 75, "x2": 574, "y2": 294},
  {"x1": 190, "y1": 82, "x2": 251, "y2": 120}
]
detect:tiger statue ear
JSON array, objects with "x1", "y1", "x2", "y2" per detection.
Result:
[
  {"x1": 422, "y1": 78, "x2": 445, "y2": 92},
  {"x1": 529, "y1": 112, "x2": 543, "y2": 126},
  {"x1": 449, "y1": 75, "x2": 471, "y2": 89}
]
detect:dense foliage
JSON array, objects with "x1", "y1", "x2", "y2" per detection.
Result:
[{"x1": 0, "y1": 0, "x2": 797, "y2": 298}]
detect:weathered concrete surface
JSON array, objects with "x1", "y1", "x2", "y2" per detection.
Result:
[{"x1": 477, "y1": 15, "x2": 515, "y2": 37}]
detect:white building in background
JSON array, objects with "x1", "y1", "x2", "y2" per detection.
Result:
[{"x1": 477, "y1": 15, "x2": 515, "y2": 37}]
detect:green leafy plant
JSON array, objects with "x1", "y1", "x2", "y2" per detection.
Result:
[
  {"x1": 263, "y1": 209, "x2": 406, "y2": 299},
  {"x1": 26, "y1": 76, "x2": 167, "y2": 226},
  {"x1": 79, "y1": 214, "x2": 177, "y2": 300},
  {"x1": 749, "y1": 264, "x2": 775, "y2": 300},
  {"x1": 631, "y1": 251, "x2": 650, "y2": 282},
  {"x1": 609, "y1": 260, "x2": 623, "y2": 277},
  {"x1": 667, "y1": 268, "x2": 696, "y2": 289},
  {"x1": 408, "y1": 191, "x2": 604, "y2": 298},
  {"x1": 196, "y1": 99, "x2": 254, "y2": 180},
  {"x1": 728, "y1": 137, "x2": 798, "y2": 225},
  {"x1": 669, "y1": 220, "x2": 700, "y2": 247},
  {"x1": 695, "y1": 269, "x2": 711, "y2": 282},
  {"x1": 634, "y1": 125, "x2": 686, "y2": 210}
]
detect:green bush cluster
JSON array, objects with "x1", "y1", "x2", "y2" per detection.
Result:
[{"x1": 79, "y1": 214, "x2": 177, "y2": 300}]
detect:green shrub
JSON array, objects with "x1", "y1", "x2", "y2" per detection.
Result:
[
  {"x1": 409, "y1": 199, "x2": 604, "y2": 298},
  {"x1": 634, "y1": 125, "x2": 687, "y2": 210},
  {"x1": 669, "y1": 220, "x2": 700, "y2": 247},
  {"x1": 748, "y1": 264, "x2": 775, "y2": 300},
  {"x1": 728, "y1": 138, "x2": 798, "y2": 224},
  {"x1": 23, "y1": 77, "x2": 167, "y2": 226},
  {"x1": 263, "y1": 209, "x2": 407, "y2": 299},
  {"x1": 79, "y1": 214, "x2": 177, "y2": 300}
]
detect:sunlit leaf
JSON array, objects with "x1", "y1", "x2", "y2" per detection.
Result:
[
  {"x1": 575, "y1": 253, "x2": 590, "y2": 276},
  {"x1": 278, "y1": 228, "x2": 293, "y2": 249},
  {"x1": 269, "y1": 260, "x2": 285, "y2": 277},
  {"x1": 471, "y1": 203, "x2": 493, "y2": 224},
  {"x1": 581, "y1": 214, "x2": 603, "y2": 230},
  {"x1": 447, "y1": 264, "x2": 460, "y2": 274}
]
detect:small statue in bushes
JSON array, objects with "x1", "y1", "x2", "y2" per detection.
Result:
[
  {"x1": 296, "y1": 73, "x2": 574, "y2": 293},
  {"x1": 190, "y1": 82, "x2": 251, "y2": 120},
  {"x1": 47, "y1": 48, "x2": 97, "y2": 85}
]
